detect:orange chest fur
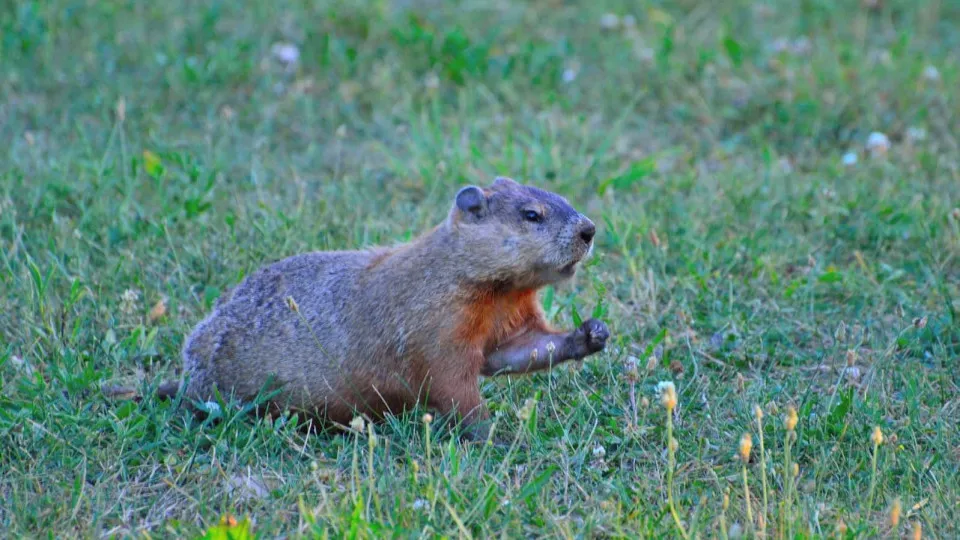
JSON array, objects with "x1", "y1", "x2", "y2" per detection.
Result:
[{"x1": 455, "y1": 289, "x2": 538, "y2": 351}]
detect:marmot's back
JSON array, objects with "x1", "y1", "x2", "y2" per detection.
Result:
[{"x1": 182, "y1": 250, "x2": 381, "y2": 412}]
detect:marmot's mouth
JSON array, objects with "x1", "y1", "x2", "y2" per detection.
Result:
[{"x1": 559, "y1": 260, "x2": 580, "y2": 275}]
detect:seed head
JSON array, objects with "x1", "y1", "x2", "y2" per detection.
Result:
[
  {"x1": 422, "y1": 413, "x2": 434, "y2": 424},
  {"x1": 285, "y1": 296, "x2": 300, "y2": 313},
  {"x1": 645, "y1": 355, "x2": 658, "y2": 372},
  {"x1": 871, "y1": 426, "x2": 884, "y2": 446},
  {"x1": 834, "y1": 321, "x2": 847, "y2": 342},
  {"x1": 753, "y1": 404, "x2": 763, "y2": 422},
  {"x1": 792, "y1": 462, "x2": 799, "y2": 477},
  {"x1": 649, "y1": 228, "x2": 661, "y2": 248},
  {"x1": 115, "y1": 98, "x2": 126, "y2": 122},
  {"x1": 786, "y1": 406, "x2": 799, "y2": 432},
  {"x1": 518, "y1": 398, "x2": 536, "y2": 421},
  {"x1": 624, "y1": 356, "x2": 640, "y2": 383},
  {"x1": 912, "y1": 316, "x2": 927, "y2": 329},
  {"x1": 148, "y1": 298, "x2": 167, "y2": 323},
  {"x1": 889, "y1": 498, "x2": 901, "y2": 527},
  {"x1": 911, "y1": 521, "x2": 922, "y2": 540},
  {"x1": 738, "y1": 433, "x2": 752, "y2": 463},
  {"x1": 846, "y1": 349, "x2": 857, "y2": 367},
  {"x1": 545, "y1": 341, "x2": 556, "y2": 354},
  {"x1": 668, "y1": 436, "x2": 679, "y2": 453},
  {"x1": 656, "y1": 381, "x2": 678, "y2": 412},
  {"x1": 367, "y1": 423, "x2": 378, "y2": 448},
  {"x1": 722, "y1": 489, "x2": 730, "y2": 510},
  {"x1": 349, "y1": 416, "x2": 365, "y2": 432}
]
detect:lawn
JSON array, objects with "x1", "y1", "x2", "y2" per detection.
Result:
[{"x1": 1, "y1": 0, "x2": 958, "y2": 537}]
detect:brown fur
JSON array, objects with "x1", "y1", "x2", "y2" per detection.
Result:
[{"x1": 105, "y1": 177, "x2": 610, "y2": 440}]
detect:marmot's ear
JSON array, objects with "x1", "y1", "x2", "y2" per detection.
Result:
[
  {"x1": 454, "y1": 185, "x2": 487, "y2": 218},
  {"x1": 492, "y1": 176, "x2": 520, "y2": 190}
]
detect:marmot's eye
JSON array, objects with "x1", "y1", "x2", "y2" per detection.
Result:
[{"x1": 523, "y1": 210, "x2": 543, "y2": 223}]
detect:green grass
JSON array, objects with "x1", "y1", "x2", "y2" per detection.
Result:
[{"x1": 2, "y1": 0, "x2": 959, "y2": 537}]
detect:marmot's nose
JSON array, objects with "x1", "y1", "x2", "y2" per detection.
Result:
[{"x1": 578, "y1": 219, "x2": 596, "y2": 244}]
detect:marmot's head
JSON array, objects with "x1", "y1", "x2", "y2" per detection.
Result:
[{"x1": 447, "y1": 176, "x2": 596, "y2": 289}]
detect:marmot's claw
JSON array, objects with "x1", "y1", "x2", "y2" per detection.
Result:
[{"x1": 579, "y1": 318, "x2": 610, "y2": 353}]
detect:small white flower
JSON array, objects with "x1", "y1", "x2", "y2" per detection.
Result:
[
  {"x1": 844, "y1": 365, "x2": 862, "y2": 381},
  {"x1": 635, "y1": 46, "x2": 655, "y2": 63},
  {"x1": 842, "y1": 152, "x2": 858, "y2": 166},
  {"x1": 599, "y1": 13, "x2": 620, "y2": 30},
  {"x1": 202, "y1": 401, "x2": 221, "y2": 414},
  {"x1": 270, "y1": 42, "x2": 300, "y2": 66},
  {"x1": 412, "y1": 498, "x2": 428, "y2": 510},
  {"x1": 790, "y1": 36, "x2": 812, "y2": 55},
  {"x1": 562, "y1": 68, "x2": 577, "y2": 83},
  {"x1": 622, "y1": 14, "x2": 636, "y2": 28},
  {"x1": 876, "y1": 49, "x2": 893, "y2": 66},
  {"x1": 10, "y1": 355, "x2": 34, "y2": 377},
  {"x1": 655, "y1": 381, "x2": 676, "y2": 396},
  {"x1": 592, "y1": 445, "x2": 606, "y2": 458},
  {"x1": 905, "y1": 127, "x2": 927, "y2": 143},
  {"x1": 424, "y1": 72, "x2": 440, "y2": 91},
  {"x1": 922, "y1": 65, "x2": 940, "y2": 82},
  {"x1": 866, "y1": 131, "x2": 890, "y2": 156},
  {"x1": 778, "y1": 157, "x2": 794, "y2": 174},
  {"x1": 770, "y1": 37, "x2": 790, "y2": 53},
  {"x1": 119, "y1": 288, "x2": 141, "y2": 315}
]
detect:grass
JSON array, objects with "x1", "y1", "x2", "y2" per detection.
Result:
[{"x1": 1, "y1": 0, "x2": 959, "y2": 537}]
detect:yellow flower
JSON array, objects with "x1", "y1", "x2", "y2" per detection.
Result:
[
  {"x1": 871, "y1": 426, "x2": 884, "y2": 446},
  {"x1": 738, "y1": 433, "x2": 753, "y2": 463},
  {"x1": 785, "y1": 406, "x2": 799, "y2": 432},
  {"x1": 753, "y1": 404, "x2": 763, "y2": 421},
  {"x1": 890, "y1": 498, "x2": 901, "y2": 527}
]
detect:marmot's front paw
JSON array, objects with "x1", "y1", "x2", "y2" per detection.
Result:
[{"x1": 573, "y1": 318, "x2": 610, "y2": 355}]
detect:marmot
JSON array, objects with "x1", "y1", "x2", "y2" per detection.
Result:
[{"x1": 125, "y1": 177, "x2": 609, "y2": 440}]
